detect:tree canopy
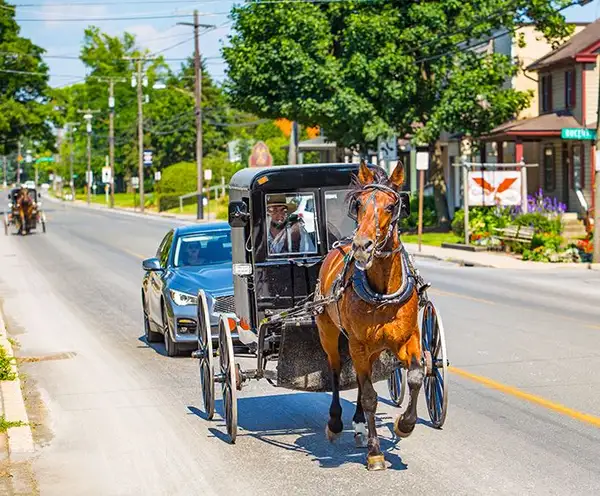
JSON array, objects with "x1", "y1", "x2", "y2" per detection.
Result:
[
  {"x1": 223, "y1": 0, "x2": 575, "y2": 150},
  {"x1": 0, "y1": 1, "x2": 53, "y2": 157}
]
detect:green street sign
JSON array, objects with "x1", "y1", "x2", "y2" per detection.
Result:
[
  {"x1": 35, "y1": 157, "x2": 54, "y2": 164},
  {"x1": 561, "y1": 128, "x2": 596, "y2": 140}
]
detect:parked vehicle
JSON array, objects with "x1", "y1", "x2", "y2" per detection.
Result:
[{"x1": 141, "y1": 222, "x2": 234, "y2": 357}]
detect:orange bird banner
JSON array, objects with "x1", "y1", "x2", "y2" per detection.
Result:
[{"x1": 467, "y1": 170, "x2": 522, "y2": 206}]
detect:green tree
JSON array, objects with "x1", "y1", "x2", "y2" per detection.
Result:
[
  {"x1": 223, "y1": 0, "x2": 575, "y2": 221},
  {"x1": 0, "y1": 1, "x2": 53, "y2": 156}
]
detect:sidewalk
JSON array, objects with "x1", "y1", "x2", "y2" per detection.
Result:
[{"x1": 403, "y1": 242, "x2": 599, "y2": 271}]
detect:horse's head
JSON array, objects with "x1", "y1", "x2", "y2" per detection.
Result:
[{"x1": 348, "y1": 160, "x2": 405, "y2": 270}]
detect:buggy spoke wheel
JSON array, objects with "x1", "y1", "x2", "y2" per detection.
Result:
[
  {"x1": 387, "y1": 366, "x2": 407, "y2": 407},
  {"x1": 197, "y1": 290, "x2": 215, "y2": 420},
  {"x1": 421, "y1": 301, "x2": 448, "y2": 429},
  {"x1": 219, "y1": 314, "x2": 238, "y2": 443}
]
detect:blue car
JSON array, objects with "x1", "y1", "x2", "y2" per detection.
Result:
[{"x1": 141, "y1": 222, "x2": 234, "y2": 356}]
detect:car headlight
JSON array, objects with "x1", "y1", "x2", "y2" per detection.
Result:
[{"x1": 169, "y1": 289, "x2": 197, "y2": 306}]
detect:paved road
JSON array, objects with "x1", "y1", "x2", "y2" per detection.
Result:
[{"x1": 1, "y1": 201, "x2": 599, "y2": 495}]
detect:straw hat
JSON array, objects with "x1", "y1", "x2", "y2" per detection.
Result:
[{"x1": 267, "y1": 194, "x2": 298, "y2": 211}]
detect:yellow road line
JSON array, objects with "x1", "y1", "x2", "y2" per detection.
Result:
[
  {"x1": 450, "y1": 366, "x2": 600, "y2": 428},
  {"x1": 429, "y1": 288, "x2": 496, "y2": 305},
  {"x1": 121, "y1": 248, "x2": 146, "y2": 260}
]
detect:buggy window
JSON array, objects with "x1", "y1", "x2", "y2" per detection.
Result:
[
  {"x1": 174, "y1": 231, "x2": 232, "y2": 267},
  {"x1": 266, "y1": 192, "x2": 318, "y2": 256},
  {"x1": 324, "y1": 189, "x2": 357, "y2": 249}
]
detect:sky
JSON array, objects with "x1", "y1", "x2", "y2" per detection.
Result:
[{"x1": 11, "y1": 0, "x2": 600, "y2": 88}]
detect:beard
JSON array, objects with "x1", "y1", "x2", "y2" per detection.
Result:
[{"x1": 271, "y1": 219, "x2": 286, "y2": 229}]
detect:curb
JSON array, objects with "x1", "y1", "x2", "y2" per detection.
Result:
[
  {"x1": 0, "y1": 312, "x2": 35, "y2": 459},
  {"x1": 408, "y1": 250, "x2": 493, "y2": 268}
]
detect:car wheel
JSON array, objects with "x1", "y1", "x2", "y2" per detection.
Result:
[
  {"x1": 143, "y1": 294, "x2": 162, "y2": 343},
  {"x1": 162, "y1": 303, "x2": 179, "y2": 357}
]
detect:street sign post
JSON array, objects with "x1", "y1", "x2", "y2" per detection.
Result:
[
  {"x1": 561, "y1": 128, "x2": 596, "y2": 140},
  {"x1": 143, "y1": 150, "x2": 153, "y2": 167},
  {"x1": 131, "y1": 176, "x2": 139, "y2": 189},
  {"x1": 154, "y1": 171, "x2": 161, "y2": 181},
  {"x1": 415, "y1": 149, "x2": 430, "y2": 253},
  {"x1": 204, "y1": 169, "x2": 212, "y2": 181},
  {"x1": 102, "y1": 166, "x2": 112, "y2": 184}
]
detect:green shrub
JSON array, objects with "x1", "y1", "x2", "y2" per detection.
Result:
[
  {"x1": 156, "y1": 162, "x2": 196, "y2": 195},
  {"x1": 399, "y1": 195, "x2": 437, "y2": 231},
  {"x1": 0, "y1": 344, "x2": 16, "y2": 381},
  {"x1": 514, "y1": 213, "x2": 562, "y2": 235}
]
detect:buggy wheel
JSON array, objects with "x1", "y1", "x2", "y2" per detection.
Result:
[
  {"x1": 218, "y1": 314, "x2": 237, "y2": 443},
  {"x1": 196, "y1": 290, "x2": 215, "y2": 420},
  {"x1": 421, "y1": 301, "x2": 449, "y2": 429},
  {"x1": 387, "y1": 366, "x2": 407, "y2": 407}
]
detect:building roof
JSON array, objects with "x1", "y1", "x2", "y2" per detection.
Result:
[
  {"x1": 482, "y1": 110, "x2": 594, "y2": 140},
  {"x1": 527, "y1": 18, "x2": 600, "y2": 71}
]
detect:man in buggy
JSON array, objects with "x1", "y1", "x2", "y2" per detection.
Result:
[{"x1": 267, "y1": 194, "x2": 315, "y2": 255}]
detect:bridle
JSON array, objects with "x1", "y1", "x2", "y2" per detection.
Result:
[{"x1": 348, "y1": 183, "x2": 403, "y2": 258}]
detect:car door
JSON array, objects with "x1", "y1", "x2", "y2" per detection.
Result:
[{"x1": 149, "y1": 230, "x2": 174, "y2": 324}]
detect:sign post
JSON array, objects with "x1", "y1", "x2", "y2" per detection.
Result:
[{"x1": 415, "y1": 149, "x2": 429, "y2": 253}]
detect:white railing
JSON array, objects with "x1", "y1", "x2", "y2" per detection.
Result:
[{"x1": 178, "y1": 185, "x2": 229, "y2": 213}]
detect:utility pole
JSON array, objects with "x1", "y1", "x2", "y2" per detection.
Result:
[
  {"x1": 178, "y1": 11, "x2": 215, "y2": 220},
  {"x1": 16, "y1": 141, "x2": 21, "y2": 185},
  {"x1": 64, "y1": 122, "x2": 78, "y2": 199},
  {"x1": 2, "y1": 156, "x2": 7, "y2": 188},
  {"x1": 96, "y1": 77, "x2": 127, "y2": 208},
  {"x1": 77, "y1": 109, "x2": 100, "y2": 205},
  {"x1": 594, "y1": 53, "x2": 600, "y2": 264}
]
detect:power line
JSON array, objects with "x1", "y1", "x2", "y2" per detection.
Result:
[{"x1": 16, "y1": 12, "x2": 228, "y2": 22}]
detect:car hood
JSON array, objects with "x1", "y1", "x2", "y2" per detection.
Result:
[{"x1": 170, "y1": 263, "x2": 233, "y2": 295}]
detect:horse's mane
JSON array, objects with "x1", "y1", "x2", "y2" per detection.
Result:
[{"x1": 347, "y1": 168, "x2": 392, "y2": 202}]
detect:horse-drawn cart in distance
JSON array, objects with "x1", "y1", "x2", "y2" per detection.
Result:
[
  {"x1": 193, "y1": 162, "x2": 448, "y2": 470},
  {"x1": 3, "y1": 186, "x2": 47, "y2": 236}
]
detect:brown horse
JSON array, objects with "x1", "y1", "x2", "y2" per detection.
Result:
[
  {"x1": 15, "y1": 188, "x2": 35, "y2": 235},
  {"x1": 315, "y1": 161, "x2": 422, "y2": 471}
]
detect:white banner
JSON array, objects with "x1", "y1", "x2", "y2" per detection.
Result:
[{"x1": 467, "y1": 170, "x2": 522, "y2": 206}]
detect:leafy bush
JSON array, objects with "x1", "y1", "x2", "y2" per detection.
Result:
[
  {"x1": 513, "y1": 213, "x2": 562, "y2": 235},
  {"x1": 531, "y1": 232, "x2": 563, "y2": 251},
  {"x1": 156, "y1": 162, "x2": 196, "y2": 195},
  {"x1": 451, "y1": 206, "x2": 511, "y2": 239},
  {"x1": 157, "y1": 193, "x2": 191, "y2": 212},
  {"x1": 399, "y1": 195, "x2": 437, "y2": 231},
  {"x1": 0, "y1": 345, "x2": 16, "y2": 381}
]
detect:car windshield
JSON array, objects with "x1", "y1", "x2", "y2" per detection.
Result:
[{"x1": 173, "y1": 231, "x2": 232, "y2": 267}]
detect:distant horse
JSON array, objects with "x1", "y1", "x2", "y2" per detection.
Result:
[
  {"x1": 15, "y1": 188, "x2": 35, "y2": 235},
  {"x1": 315, "y1": 161, "x2": 421, "y2": 471}
]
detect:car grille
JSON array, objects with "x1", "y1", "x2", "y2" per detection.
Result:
[{"x1": 213, "y1": 295, "x2": 235, "y2": 314}]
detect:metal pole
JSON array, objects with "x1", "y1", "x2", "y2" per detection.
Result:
[
  {"x1": 137, "y1": 59, "x2": 145, "y2": 213},
  {"x1": 17, "y1": 141, "x2": 21, "y2": 185},
  {"x1": 417, "y1": 169, "x2": 424, "y2": 252},
  {"x1": 193, "y1": 10, "x2": 204, "y2": 220},
  {"x1": 463, "y1": 164, "x2": 470, "y2": 245},
  {"x1": 69, "y1": 128, "x2": 75, "y2": 199},
  {"x1": 594, "y1": 53, "x2": 600, "y2": 264},
  {"x1": 109, "y1": 79, "x2": 116, "y2": 209},
  {"x1": 2, "y1": 156, "x2": 7, "y2": 187},
  {"x1": 87, "y1": 130, "x2": 91, "y2": 205}
]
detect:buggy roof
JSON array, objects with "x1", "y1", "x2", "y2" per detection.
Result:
[{"x1": 229, "y1": 163, "x2": 381, "y2": 192}]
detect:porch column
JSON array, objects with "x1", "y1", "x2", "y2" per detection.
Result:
[
  {"x1": 497, "y1": 141, "x2": 504, "y2": 163},
  {"x1": 516, "y1": 139, "x2": 527, "y2": 212}
]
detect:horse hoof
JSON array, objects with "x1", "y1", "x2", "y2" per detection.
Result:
[
  {"x1": 394, "y1": 415, "x2": 416, "y2": 438},
  {"x1": 325, "y1": 424, "x2": 342, "y2": 443},
  {"x1": 366, "y1": 454, "x2": 386, "y2": 471},
  {"x1": 354, "y1": 433, "x2": 368, "y2": 448}
]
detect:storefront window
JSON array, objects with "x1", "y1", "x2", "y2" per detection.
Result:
[
  {"x1": 543, "y1": 145, "x2": 555, "y2": 191},
  {"x1": 572, "y1": 144, "x2": 584, "y2": 189}
]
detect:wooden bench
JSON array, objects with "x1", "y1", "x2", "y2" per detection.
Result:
[{"x1": 493, "y1": 225, "x2": 535, "y2": 250}]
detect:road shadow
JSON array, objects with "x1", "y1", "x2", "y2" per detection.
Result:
[
  {"x1": 188, "y1": 393, "x2": 409, "y2": 471},
  {"x1": 137, "y1": 335, "x2": 196, "y2": 358}
]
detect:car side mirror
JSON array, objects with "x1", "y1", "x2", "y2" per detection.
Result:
[
  {"x1": 399, "y1": 192, "x2": 410, "y2": 219},
  {"x1": 142, "y1": 257, "x2": 163, "y2": 271},
  {"x1": 229, "y1": 200, "x2": 250, "y2": 228}
]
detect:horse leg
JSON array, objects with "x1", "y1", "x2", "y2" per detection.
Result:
[
  {"x1": 394, "y1": 345, "x2": 424, "y2": 438},
  {"x1": 352, "y1": 344, "x2": 385, "y2": 470},
  {"x1": 352, "y1": 381, "x2": 367, "y2": 448},
  {"x1": 316, "y1": 312, "x2": 343, "y2": 442}
]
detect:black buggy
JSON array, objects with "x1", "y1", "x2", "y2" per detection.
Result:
[
  {"x1": 192, "y1": 163, "x2": 449, "y2": 443},
  {"x1": 3, "y1": 187, "x2": 47, "y2": 236}
]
